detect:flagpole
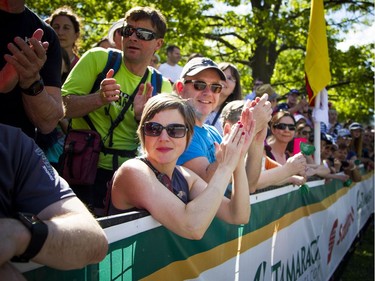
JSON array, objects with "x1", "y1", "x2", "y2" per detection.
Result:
[
  {"x1": 305, "y1": 0, "x2": 331, "y2": 166},
  {"x1": 313, "y1": 92, "x2": 321, "y2": 165}
]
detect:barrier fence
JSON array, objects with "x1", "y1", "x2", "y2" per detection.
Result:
[{"x1": 20, "y1": 172, "x2": 374, "y2": 281}]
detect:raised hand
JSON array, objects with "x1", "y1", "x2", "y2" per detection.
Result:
[
  {"x1": 216, "y1": 122, "x2": 247, "y2": 169},
  {"x1": 133, "y1": 82, "x2": 153, "y2": 121},
  {"x1": 99, "y1": 69, "x2": 121, "y2": 104},
  {"x1": 4, "y1": 29, "x2": 49, "y2": 89},
  {"x1": 237, "y1": 108, "x2": 256, "y2": 158},
  {"x1": 244, "y1": 94, "x2": 273, "y2": 133}
]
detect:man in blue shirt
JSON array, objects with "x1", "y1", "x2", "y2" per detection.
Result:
[{"x1": 175, "y1": 57, "x2": 273, "y2": 192}]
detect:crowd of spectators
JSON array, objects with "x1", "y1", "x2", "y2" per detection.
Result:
[{"x1": 1, "y1": 2, "x2": 373, "y2": 278}]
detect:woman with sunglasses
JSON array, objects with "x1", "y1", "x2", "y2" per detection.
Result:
[
  {"x1": 204, "y1": 62, "x2": 242, "y2": 135},
  {"x1": 109, "y1": 94, "x2": 255, "y2": 239},
  {"x1": 265, "y1": 111, "x2": 296, "y2": 165},
  {"x1": 295, "y1": 123, "x2": 313, "y2": 139}
]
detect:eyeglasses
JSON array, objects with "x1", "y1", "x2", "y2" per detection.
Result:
[
  {"x1": 300, "y1": 130, "x2": 311, "y2": 136},
  {"x1": 121, "y1": 25, "x2": 158, "y2": 41},
  {"x1": 184, "y1": 80, "x2": 223, "y2": 94},
  {"x1": 143, "y1": 122, "x2": 188, "y2": 138},
  {"x1": 273, "y1": 123, "x2": 296, "y2": 131}
]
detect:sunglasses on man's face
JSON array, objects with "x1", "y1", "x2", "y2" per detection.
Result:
[
  {"x1": 184, "y1": 80, "x2": 223, "y2": 94},
  {"x1": 121, "y1": 25, "x2": 158, "y2": 41},
  {"x1": 273, "y1": 123, "x2": 296, "y2": 131},
  {"x1": 143, "y1": 122, "x2": 188, "y2": 138}
]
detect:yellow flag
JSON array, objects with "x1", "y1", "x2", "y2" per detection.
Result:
[{"x1": 304, "y1": 0, "x2": 331, "y2": 100}]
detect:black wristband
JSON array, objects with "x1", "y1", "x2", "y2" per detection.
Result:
[
  {"x1": 11, "y1": 212, "x2": 49, "y2": 263},
  {"x1": 20, "y1": 79, "x2": 44, "y2": 96}
]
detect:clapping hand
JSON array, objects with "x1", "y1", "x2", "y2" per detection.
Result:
[
  {"x1": 237, "y1": 107, "x2": 256, "y2": 157},
  {"x1": 4, "y1": 28, "x2": 49, "y2": 89},
  {"x1": 216, "y1": 122, "x2": 248, "y2": 169},
  {"x1": 133, "y1": 82, "x2": 153, "y2": 121},
  {"x1": 244, "y1": 94, "x2": 272, "y2": 133}
]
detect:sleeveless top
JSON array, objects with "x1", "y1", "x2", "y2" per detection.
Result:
[
  {"x1": 107, "y1": 159, "x2": 189, "y2": 215},
  {"x1": 264, "y1": 142, "x2": 290, "y2": 162}
]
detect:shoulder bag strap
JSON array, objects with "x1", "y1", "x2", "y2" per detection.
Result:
[
  {"x1": 103, "y1": 68, "x2": 150, "y2": 147},
  {"x1": 138, "y1": 157, "x2": 173, "y2": 192},
  {"x1": 75, "y1": 49, "x2": 122, "y2": 136}
]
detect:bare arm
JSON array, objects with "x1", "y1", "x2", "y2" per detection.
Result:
[
  {"x1": 255, "y1": 167, "x2": 307, "y2": 190},
  {"x1": 241, "y1": 95, "x2": 272, "y2": 192},
  {"x1": 112, "y1": 122, "x2": 249, "y2": 240},
  {"x1": 63, "y1": 92, "x2": 106, "y2": 118},
  {"x1": 63, "y1": 69, "x2": 120, "y2": 118},
  {"x1": 1, "y1": 197, "x2": 108, "y2": 271},
  {"x1": 22, "y1": 85, "x2": 64, "y2": 133},
  {"x1": 245, "y1": 127, "x2": 267, "y2": 192},
  {"x1": 254, "y1": 153, "x2": 307, "y2": 191},
  {"x1": 181, "y1": 156, "x2": 218, "y2": 183},
  {"x1": 306, "y1": 163, "x2": 331, "y2": 178},
  {"x1": 63, "y1": 69, "x2": 154, "y2": 119},
  {"x1": 35, "y1": 197, "x2": 108, "y2": 269}
]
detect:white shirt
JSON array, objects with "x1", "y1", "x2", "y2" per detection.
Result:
[{"x1": 158, "y1": 63, "x2": 183, "y2": 83}]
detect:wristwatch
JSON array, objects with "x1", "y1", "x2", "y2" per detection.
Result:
[
  {"x1": 11, "y1": 212, "x2": 49, "y2": 263},
  {"x1": 20, "y1": 79, "x2": 45, "y2": 96}
]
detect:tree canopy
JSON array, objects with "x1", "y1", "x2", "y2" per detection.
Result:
[{"x1": 27, "y1": 0, "x2": 374, "y2": 124}]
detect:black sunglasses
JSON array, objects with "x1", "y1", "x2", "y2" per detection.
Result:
[
  {"x1": 184, "y1": 80, "x2": 223, "y2": 94},
  {"x1": 273, "y1": 123, "x2": 296, "y2": 131},
  {"x1": 300, "y1": 130, "x2": 311, "y2": 136},
  {"x1": 121, "y1": 25, "x2": 158, "y2": 41},
  {"x1": 143, "y1": 122, "x2": 188, "y2": 138}
]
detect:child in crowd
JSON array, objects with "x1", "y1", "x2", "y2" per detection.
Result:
[{"x1": 332, "y1": 143, "x2": 362, "y2": 182}]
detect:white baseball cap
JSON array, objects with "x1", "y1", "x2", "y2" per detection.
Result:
[{"x1": 108, "y1": 19, "x2": 124, "y2": 45}]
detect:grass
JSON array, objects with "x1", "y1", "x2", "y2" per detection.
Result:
[{"x1": 333, "y1": 217, "x2": 374, "y2": 281}]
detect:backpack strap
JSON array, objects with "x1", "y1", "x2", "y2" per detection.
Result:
[
  {"x1": 150, "y1": 68, "x2": 163, "y2": 96},
  {"x1": 90, "y1": 49, "x2": 122, "y2": 93},
  {"x1": 79, "y1": 49, "x2": 123, "y2": 145}
]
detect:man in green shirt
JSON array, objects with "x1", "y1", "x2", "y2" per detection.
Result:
[{"x1": 62, "y1": 7, "x2": 172, "y2": 215}]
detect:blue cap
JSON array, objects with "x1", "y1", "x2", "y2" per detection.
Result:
[{"x1": 288, "y1": 89, "x2": 301, "y2": 95}]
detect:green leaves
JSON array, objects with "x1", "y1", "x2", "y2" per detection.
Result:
[{"x1": 27, "y1": 0, "x2": 374, "y2": 122}]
